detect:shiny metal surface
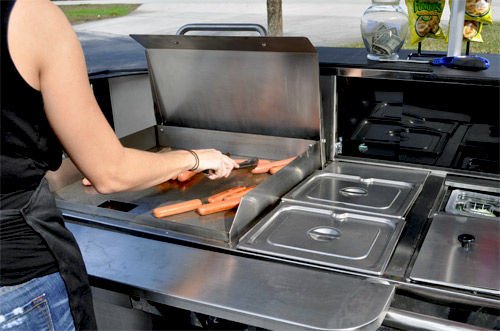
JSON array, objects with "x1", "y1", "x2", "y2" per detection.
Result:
[
  {"x1": 324, "y1": 156, "x2": 429, "y2": 183},
  {"x1": 238, "y1": 202, "x2": 404, "y2": 275},
  {"x1": 283, "y1": 162, "x2": 428, "y2": 219},
  {"x1": 108, "y1": 75, "x2": 156, "y2": 139},
  {"x1": 447, "y1": 0, "x2": 467, "y2": 57},
  {"x1": 54, "y1": 126, "x2": 318, "y2": 243},
  {"x1": 383, "y1": 173, "x2": 445, "y2": 279},
  {"x1": 230, "y1": 142, "x2": 321, "y2": 241},
  {"x1": 67, "y1": 222, "x2": 395, "y2": 330},
  {"x1": 384, "y1": 308, "x2": 492, "y2": 331},
  {"x1": 445, "y1": 176, "x2": 500, "y2": 195},
  {"x1": 157, "y1": 125, "x2": 314, "y2": 161},
  {"x1": 333, "y1": 75, "x2": 500, "y2": 174},
  {"x1": 410, "y1": 213, "x2": 500, "y2": 295},
  {"x1": 393, "y1": 280, "x2": 500, "y2": 310},
  {"x1": 131, "y1": 35, "x2": 320, "y2": 140},
  {"x1": 283, "y1": 172, "x2": 414, "y2": 218},
  {"x1": 333, "y1": 67, "x2": 434, "y2": 81},
  {"x1": 65, "y1": 43, "x2": 500, "y2": 329}
]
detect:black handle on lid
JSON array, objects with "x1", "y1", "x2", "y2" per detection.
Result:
[{"x1": 458, "y1": 234, "x2": 475, "y2": 250}]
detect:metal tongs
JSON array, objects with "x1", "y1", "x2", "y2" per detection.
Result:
[
  {"x1": 202, "y1": 156, "x2": 259, "y2": 175},
  {"x1": 235, "y1": 156, "x2": 260, "y2": 169}
]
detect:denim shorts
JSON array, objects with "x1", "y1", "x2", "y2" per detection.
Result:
[{"x1": 0, "y1": 272, "x2": 75, "y2": 331}]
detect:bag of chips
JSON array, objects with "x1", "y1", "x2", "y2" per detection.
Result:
[
  {"x1": 465, "y1": 0, "x2": 492, "y2": 24},
  {"x1": 462, "y1": 20, "x2": 484, "y2": 41},
  {"x1": 447, "y1": 0, "x2": 491, "y2": 43},
  {"x1": 406, "y1": 0, "x2": 446, "y2": 45}
]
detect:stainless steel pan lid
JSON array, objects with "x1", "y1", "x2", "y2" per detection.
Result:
[
  {"x1": 410, "y1": 213, "x2": 500, "y2": 295},
  {"x1": 238, "y1": 202, "x2": 405, "y2": 275},
  {"x1": 282, "y1": 162, "x2": 428, "y2": 219}
]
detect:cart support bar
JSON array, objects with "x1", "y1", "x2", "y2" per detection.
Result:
[{"x1": 384, "y1": 308, "x2": 491, "y2": 331}]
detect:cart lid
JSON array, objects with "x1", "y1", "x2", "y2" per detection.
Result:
[{"x1": 131, "y1": 35, "x2": 320, "y2": 140}]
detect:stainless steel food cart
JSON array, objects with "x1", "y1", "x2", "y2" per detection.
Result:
[{"x1": 47, "y1": 33, "x2": 500, "y2": 330}]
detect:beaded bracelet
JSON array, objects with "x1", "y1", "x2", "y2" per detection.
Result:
[{"x1": 185, "y1": 149, "x2": 199, "y2": 171}]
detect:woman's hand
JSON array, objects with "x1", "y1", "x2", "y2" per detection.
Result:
[{"x1": 193, "y1": 149, "x2": 239, "y2": 180}]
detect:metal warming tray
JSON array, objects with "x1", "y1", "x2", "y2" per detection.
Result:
[
  {"x1": 54, "y1": 35, "x2": 322, "y2": 244},
  {"x1": 238, "y1": 202, "x2": 404, "y2": 274},
  {"x1": 239, "y1": 162, "x2": 428, "y2": 274},
  {"x1": 282, "y1": 162, "x2": 428, "y2": 219}
]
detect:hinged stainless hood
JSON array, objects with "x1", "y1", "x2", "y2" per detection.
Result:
[{"x1": 130, "y1": 35, "x2": 321, "y2": 140}]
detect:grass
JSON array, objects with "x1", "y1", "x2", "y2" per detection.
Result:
[
  {"x1": 58, "y1": 4, "x2": 140, "y2": 24},
  {"x1": 342, "y1": 22, "x2": 500, "y2": 54}
]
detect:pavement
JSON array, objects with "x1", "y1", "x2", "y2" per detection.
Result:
[{"x1": 53, "y1": 0, "x2": 500, "y2": 47}]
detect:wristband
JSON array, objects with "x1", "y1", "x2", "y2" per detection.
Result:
[{"x1": 186, "y1": 149, "x2": 199, "y2": 171}]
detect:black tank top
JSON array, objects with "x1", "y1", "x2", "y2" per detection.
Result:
[
  {"x1": 1, "y1": 0, "x2": 60, "y2": 284},
  {"x1": 1, "y1": 0, "x2": 62, "y2": 197}
]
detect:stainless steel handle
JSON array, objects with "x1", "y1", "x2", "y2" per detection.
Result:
[
  {"x1": 458, "y1": 233, "x2": 475, "y2": 250},
  {"x1": 308, "y1": 227, "x2": 341, "y2": 241},
  {"x1": 176, "y1": 23, "x2": 267, "y2": 36},
  {"x1": 339, "y1": 187, "x2": 368, "y2": 197}
]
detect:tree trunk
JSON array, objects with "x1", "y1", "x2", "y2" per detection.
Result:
[{"x1": 267, "y1": 0, "x2": 283, "y2": 36}]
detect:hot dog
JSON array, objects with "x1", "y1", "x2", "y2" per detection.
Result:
[
  {"x1": 269, "y1": 165, "x2": 285, "y2": 174},
  {"x1": 153, "y1": 199, "x2": 203, "y2": 218},
  {"x1": 178, "y1": 173, "x2": 204, "y2": 192},
  {"x1": 223, "y1": 185, "x2": 257, "y2": 200},
  {"x1": 176, "y1": 170, "x2": 197, "y2": 182},
  {"x1": 251, "y1": 157, "x2": 296, "y2": 174},
  {"x1": 208, "y1": 186, "x2": 247, "y2": 203},
  {"x1": 197, "y1": 197, "x2": 241, "y2": 216}
]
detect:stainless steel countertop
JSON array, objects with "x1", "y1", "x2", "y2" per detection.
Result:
[{"x1": 66, "y1": 222, "x2": 395, "y2": 330}]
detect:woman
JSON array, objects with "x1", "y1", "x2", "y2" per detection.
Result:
[{"x1": 0, "y1": 0, "x2": 238, "y2": 329}]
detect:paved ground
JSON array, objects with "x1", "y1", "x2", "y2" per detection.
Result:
[
  {"x1": 55, "y1": 0, "x2": 369, "y2": 46},
  {"x1": 53, "y1": 0, "x2": 500, "y2": 47}
]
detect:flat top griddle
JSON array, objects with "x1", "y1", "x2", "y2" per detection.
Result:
[
  {"x1": 56, "y1": 35, "x2": 323, "y2": 244},
  {"x1": 54, "y1": 151, "x2": 270, "y2": 242}
]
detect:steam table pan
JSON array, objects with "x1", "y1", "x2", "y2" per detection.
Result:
[
  {"x1": 282, "y1": 171, "x2": 422, "y2": 219},
  {"x1": 238, "y1": 203, "x2": 404, "y2": 275}
]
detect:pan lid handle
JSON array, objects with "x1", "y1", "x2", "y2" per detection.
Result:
[{"x1": 458, "y1": 233, "x2": 475, "y2": 250}]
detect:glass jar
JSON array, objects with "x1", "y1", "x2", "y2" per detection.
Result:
[{"x1": 360, "y1": 0, "x2": 409, "y2": 60}]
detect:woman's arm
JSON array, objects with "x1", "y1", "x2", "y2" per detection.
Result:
[{"x1": 8, "y1": 0, "x2": 237, "y2": 194}]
